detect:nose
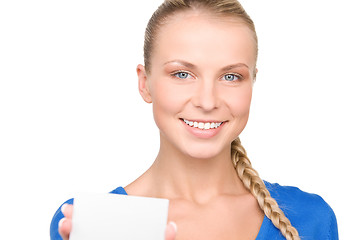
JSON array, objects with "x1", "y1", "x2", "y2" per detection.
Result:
[{"x1": 192, "y1": 80, "x2": 220, "y2": 111}]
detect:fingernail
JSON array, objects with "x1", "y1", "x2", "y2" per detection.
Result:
[
  {"x1": 169, "y1": 221, "x2": 177, "y2": 233},
  {"x1": 58, "y1": 218, "x2": 65, "y2": 228},
  {"x1": 61, "y1": 203, "x2": 68, "y2": 214}
]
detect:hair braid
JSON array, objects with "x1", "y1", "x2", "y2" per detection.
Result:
[{"x1": 231, "y1": 137, "x2": 301, "y2": 240}]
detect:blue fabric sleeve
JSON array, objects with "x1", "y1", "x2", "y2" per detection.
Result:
[
  {"x1": 326, "y1": 202, "x2": 339, "y2": 240},
  {"x1": 264, "y1": 181, "x2": 339, "y2": 240}
]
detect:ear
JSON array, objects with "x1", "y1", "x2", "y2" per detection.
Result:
[
  {"x1": 253, "y1": 68, "x2": 258, "y2": 83},
  {"x1": 137, "y1": 64, "x2": 152, "y2": 103}
]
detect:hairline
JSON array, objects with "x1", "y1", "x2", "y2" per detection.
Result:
[{"x1": 145, "y1": 8, "x2": 257, "y2": 74}]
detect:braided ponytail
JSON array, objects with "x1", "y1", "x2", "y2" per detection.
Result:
[{"x1": 231, "y1": 137, "x2": 300, "y2": 240}]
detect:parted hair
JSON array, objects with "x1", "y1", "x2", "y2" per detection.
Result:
[{"x1": 143, "y1": 0, "x2": 300, "y2": 239}]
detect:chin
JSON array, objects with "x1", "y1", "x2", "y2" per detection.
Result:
[{"x1": 182, "y1": 144, "x2": 226, "y2": 160}]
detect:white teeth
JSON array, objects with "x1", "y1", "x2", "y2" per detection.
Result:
[{"x1": 182, "y1": 119, "x2": 223, "y2": 130}]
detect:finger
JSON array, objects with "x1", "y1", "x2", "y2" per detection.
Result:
[
  {"x1": 165, "y1": 221, "x2": 177, "y2": 240},
  {"x1": 58, "y1": 217, "x2": 72, "y2": 240},
  {"x1": 61, "y1": 203, "x2": 73, "y2": 219}
]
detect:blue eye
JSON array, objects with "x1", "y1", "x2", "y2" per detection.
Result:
[
  {"x1": 223, "y1": 74, "x2": 240, "y2": 81},
  {"x1": 174, "y1": 72, "x2": 190, "y2": 79}
]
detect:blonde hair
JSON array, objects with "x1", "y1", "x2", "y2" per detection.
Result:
[
  {"x1": 143, "y1": 0, "x2": 300, "y2": 239},
  {"x1": 232, "y1": 137, "x2": 300, "y2": 240},
  {"x1": 144, "y1": 0, "x2": 258, "y2": 73}
]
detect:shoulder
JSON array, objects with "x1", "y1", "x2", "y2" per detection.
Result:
[
  {"x1": 264, "y1": 181, "x2": 338, "y2": 240},
  {"x1": 264, "y1": 181, "x2": 329, "y2": 212},
  {"x1": 110, "y1": 186, "x2": 128, "y2": 195}
]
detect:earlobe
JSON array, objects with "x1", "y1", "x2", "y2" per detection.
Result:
[{"x1": 137, "y1": 64, "x2": 152, "y2": 103}]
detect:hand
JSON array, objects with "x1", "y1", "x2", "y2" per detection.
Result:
[
  {"x1": 165, "y1": 221, "x2": 177, "y2": 240},
  {"x1": 58, "y1": 204, "x2": 177, "y2": 240},
  {"x1": 58, "y1": 204, "x2": 73, "y2": 240}
]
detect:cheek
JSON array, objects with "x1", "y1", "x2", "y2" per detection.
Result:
[
  {"x1": 151, "y1": 81, "x2": 189, "y2": 117},
  {"x1": 227, "y1": 87, "x2": 253, "y2": 117},
  {"x1": 226, "y1": 87, "x2": 252, "y2": 139}
]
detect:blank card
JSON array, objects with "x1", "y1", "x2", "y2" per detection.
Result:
[{"x1": 69, "y1": 193, "x2": 169, "y2": 240}]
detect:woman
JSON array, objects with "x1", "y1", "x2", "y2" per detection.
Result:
[{"x1": 51, "y1": 0, "x2": 338, "y2": 239}]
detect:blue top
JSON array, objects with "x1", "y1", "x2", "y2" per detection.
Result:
[{"x1": 50, "y1": 181, "x2": 338, "y2": 240}]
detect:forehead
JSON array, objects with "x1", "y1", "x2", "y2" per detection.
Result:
[{"x1": 152, "y1": 10, "x2": 257, "y2": 69}]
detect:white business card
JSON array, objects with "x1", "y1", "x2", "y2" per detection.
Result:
[{"x1": 69, "y1": 193, "x2": 169, "y2": 240}]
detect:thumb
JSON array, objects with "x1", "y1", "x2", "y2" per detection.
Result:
[{"x1": 165, "y1": 221, "x2": 177, "y2": 240}]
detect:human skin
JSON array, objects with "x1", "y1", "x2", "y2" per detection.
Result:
[
  {"x1": 130, "y1": 10, "x2": 263, "y2": 240},
  {"x1": 58, "y1": 9, "x2": 262, "y2": 240},
  {"x1": 138, "y1": 12, "x2": 255, "y2": 161}
]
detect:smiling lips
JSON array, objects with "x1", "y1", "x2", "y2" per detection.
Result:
[{"x1": 181, "y1": 118, "x2": 223, "y2": 130}]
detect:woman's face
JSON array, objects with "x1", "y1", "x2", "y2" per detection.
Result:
[{"x1": 138, "y1": 11, "x2": 257, "y2": 159}]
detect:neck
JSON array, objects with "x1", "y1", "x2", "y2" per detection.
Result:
[{"x1": 143, "y1": 137, "x2": 247, "y2": 204}]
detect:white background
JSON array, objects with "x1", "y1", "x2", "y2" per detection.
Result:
[{"x1": 0, "y1": 0, "x2": 359, "y2": 239}]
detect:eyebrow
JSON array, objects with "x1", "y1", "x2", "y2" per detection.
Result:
[
  {"x1": 221, "y1": 63, "x2": 249, "y2": 71},
  {"x1": 164, "y1": 60, "x2": 197, "y2": 69},
  {"x1": 163, "y1": 60, "x2": 249, "y2": 71}
]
